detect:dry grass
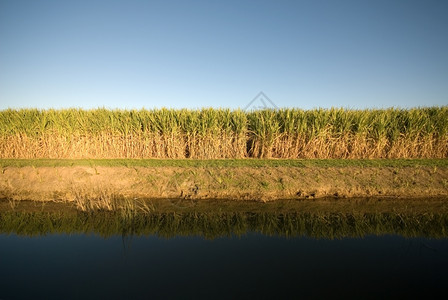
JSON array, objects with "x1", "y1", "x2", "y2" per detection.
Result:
[
  {"x1": 2, "y1": 165, "x2": 447, "y2": 202},
  {"x1": 72, "y1": 188, "x2": 154, "y2": 213}
]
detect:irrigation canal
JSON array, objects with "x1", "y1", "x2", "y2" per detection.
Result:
[{"x1": 1, "y1": 198, "x2": 447, "y2": 299}]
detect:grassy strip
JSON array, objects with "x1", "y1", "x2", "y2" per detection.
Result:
[{"x1": 0, "y1": 158, "x2": 447, "y2": 168}]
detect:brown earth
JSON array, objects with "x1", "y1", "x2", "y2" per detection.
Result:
[{"x1": 1, "y1": 165, "x2": 447, "y2": 202}]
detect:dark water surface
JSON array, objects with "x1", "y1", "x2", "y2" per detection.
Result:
[
  {"x1": 1, "y1": 198, "x2": 448, "y2": 299},
  {"x1": 1, "y1": 233, "x2": 448, "y2": 299}
]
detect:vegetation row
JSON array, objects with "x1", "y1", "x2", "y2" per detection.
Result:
[{"x1": 1, "y1": 107, "x2": 447, "y2": 158}]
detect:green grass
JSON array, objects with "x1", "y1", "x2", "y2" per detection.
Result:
[{"x1": 0, "y1": 158, "x2": 447, "y2": 168}]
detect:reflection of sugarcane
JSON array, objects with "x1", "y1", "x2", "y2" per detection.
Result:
[{"x1": 1, "y1": 210, "x2": 447, "y2": 240}]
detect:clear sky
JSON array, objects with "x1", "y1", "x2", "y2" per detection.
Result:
[{"x1": 1, "y1": 0, "x2": 447, "y2": 110}]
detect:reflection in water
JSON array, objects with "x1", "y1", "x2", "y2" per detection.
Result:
[
  {"x1": 1, "y1": 210, "x2": 448, "y2": 239},
  {"x1": 1, "y1": 198, "x2": 448, "y2": 239},
  {"x1": 0, "y1": 198, "x2": 448, "y2": 299}
]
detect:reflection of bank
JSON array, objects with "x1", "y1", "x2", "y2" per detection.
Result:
[
  {"x1": 244, "y1": 91, "x2": 279, "y2": 111},
  {"x1": 1, "y1": 198, "x2": 448, "y2": 239}
]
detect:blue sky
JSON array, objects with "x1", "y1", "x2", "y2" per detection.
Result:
[{"x1": 1, "y1": 0, "x2": 447, "y2": 110}]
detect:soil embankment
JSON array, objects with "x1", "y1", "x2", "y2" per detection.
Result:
[{"x1": 1, "y1": 165, "x2": 447, "y2": 201}]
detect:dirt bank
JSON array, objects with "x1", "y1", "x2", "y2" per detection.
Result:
[{"x1": 1, "y1": 165, "x2": 447, "y2": 202}]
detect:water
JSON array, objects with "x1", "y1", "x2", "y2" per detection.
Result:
[
  {"x1": 1, "y1": 233, "x2": 447, "y2": 299},
  {"x1": 1, "y1": 198, "x2": 448, "y2": 299}
]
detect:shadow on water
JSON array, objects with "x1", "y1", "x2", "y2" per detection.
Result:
[{"x1": 1, "y1": 198, "x2": 448, "y2": 299}]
